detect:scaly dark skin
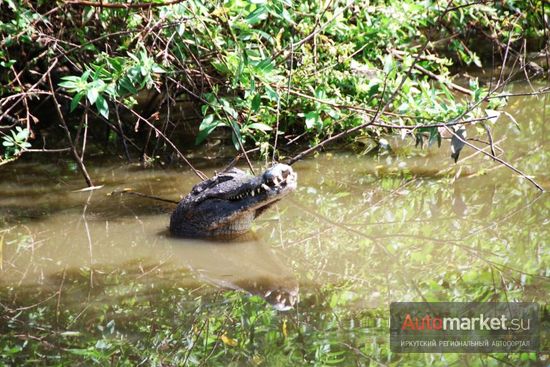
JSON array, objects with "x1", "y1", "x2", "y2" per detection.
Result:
[{"x1": 170, "y1": 164, "x2": 297, "y2": 238}]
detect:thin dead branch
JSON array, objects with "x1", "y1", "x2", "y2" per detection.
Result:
[
  {"x1": 442, "y1": 125, "x2": 544, "y2": 192},
  {"x1": 65, "y1": 0, "x2": 186, "y2": 9},
  {"x1": 47, "y1": 72, "x2": 95, "y2": 187}
]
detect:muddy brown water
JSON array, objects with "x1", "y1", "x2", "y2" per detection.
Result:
[{"x1": 0, "y1": 81, "x2": 549, "y2": 359}]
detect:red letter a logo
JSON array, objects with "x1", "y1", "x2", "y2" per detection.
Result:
[{"x1": 401, "y1": 314, "x2": 415, "y2": 330}]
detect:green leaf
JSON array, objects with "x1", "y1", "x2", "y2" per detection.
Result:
[
  {"x1": 251, "y1": 94, "x2": 261, "y2": 113},
  {"x1": 70, "y1": 92, "x2": 84, "y2": 112},
  {"x1": 151, "y1": 65, "x2": 165, "y2": 73},
  {"x1": 305, "y1": 111, "x2": 321, "y2": 130},
  {"x1": 196, "y1": 114, "x2": 220, "y2": 145},
  {"x1": 247, "y1": 122, "x2": 272, "y2": 131},
  {"x1": 474, "y1": 87, "x2": 482, "y2": 102},
  {"x1": 66, "y1": 348, "x2": 104, "y2": 359},
  {"x1": 195, "y1": 124, "x2": 218, "y2": 145},
  {"x1": 119, "y1": 77, "x2": 138, "y2": 95},
  {"x1": 250, "y1": 29, "x2": 275, "y2": 45},
  {"x1": 58, "y1": 81, "x2": 77, "y2": 89},
  {"x1": 2, "y1": 345, "x2": 22, "y2": 356},
  {"x1": 211, "y1": 61, "x2": 230, "y2": 75},
  {"x1": 245, "y1": 6, "x2": 268, "y2": 25},
  {"x1": 59, "y1": 75, "x2": 81, "y2": 83},
  {"x1": 95, "y1": 95, "x2": 109, "y2": 119},
  {"x1": 87, "y1": 88, "x2": 99, "y2": 105},
  {"x1": 199, "y1": 114, "x2": 215, "y2": 130},
  {"x1": 265, "y1": 85, "x2": 279, "y2": 101},
  {"x1": 229, "y1": 120, "x2": 243, "y2": 150},
  {"x1": 234, "y1": 55, "x2": 245, "y2": 87},
  {"x1": 255, "y1": 58, "x2": 273, "y2": 74},
  {"x1": 383, "y1": 54, "x2": 394, "y2": 74},
  {"x1": 15, "y1": 127, "x2": 29, "y2": 141},
  {"x1": 81, "y1": 70, "x2": 91, "y2": 82}
]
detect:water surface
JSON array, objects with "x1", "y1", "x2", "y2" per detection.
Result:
[{"x1": 0, "y1": 81, "x2": 549, "y2": 365}]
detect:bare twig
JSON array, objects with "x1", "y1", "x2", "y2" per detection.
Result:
[
  {"x1": 48, "y1": 72, "x2": 95, "y2": 187},
  {"x1": 66, "y1": 0, "x2": 186, "y2": 9},
  {"x1": 487, "y1": 86, "x2": 550, "y2": 98},
  {"x1": 222, "y1": 147, "x2": 260, "y2": 172},
  {"x1": 442, "y1": 125, "x2": 544, "y2": 192},
  {"x1": 23, "y1": 148, "x2": 72, "y2": 153},
  {"x1": 481, "y1": 121, "x2": 496, "y2": 157},
  {"x1": 108, "y1": 189, "x2": 179, "y2": 204},
  {"x1": 272, "y1": 86, "x2": 282, "y2": 163}
]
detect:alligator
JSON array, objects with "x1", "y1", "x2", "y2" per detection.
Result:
[{"x1": 170, "y1": 164, "x2": 297, "y2": 238}]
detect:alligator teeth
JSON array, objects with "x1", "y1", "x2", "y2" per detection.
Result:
[
  {"x1": 273, "y1": 177, "x2": 280, "y2": 186},
  {"x1": 251, "y1": 191, "x2": 255, "y2": 197},
  {"x1": 262, "y1": 184, "x2": 270, "y2": 191}
]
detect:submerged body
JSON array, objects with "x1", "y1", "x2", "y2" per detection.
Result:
[{"x1": 170, "y1": 164, "x2": 297, "y2": 238}]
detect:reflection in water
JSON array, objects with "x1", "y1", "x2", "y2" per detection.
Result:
[
  {"x1": 169, "y1": 239, "x2": 299, "y2": 311},
  {"x1": 452, "y1": 185, "x2": 468, "y2": 217}
]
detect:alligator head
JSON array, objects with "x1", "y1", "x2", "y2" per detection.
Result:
[{"x1": 170, "y1": 164, "x2": 297, "y2": 238}]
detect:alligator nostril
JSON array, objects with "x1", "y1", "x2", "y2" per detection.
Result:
[{"x1": 281, "y1": 169, "x2": 290, "y2": 179}]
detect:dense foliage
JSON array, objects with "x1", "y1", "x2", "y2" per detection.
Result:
[{"x1": 1, "y1": 0, "x2": 548, "y2": 172}]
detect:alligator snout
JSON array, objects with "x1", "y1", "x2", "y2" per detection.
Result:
[
  {"x1": 263, "y1": 164, "x2": 297, "y2": 191},
  {"x1": 265, "y1": 287, "x2": 299, "y2": 312},
  {"x1": 170, "y1": 163, "x2": 297, "y2": 238}
]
